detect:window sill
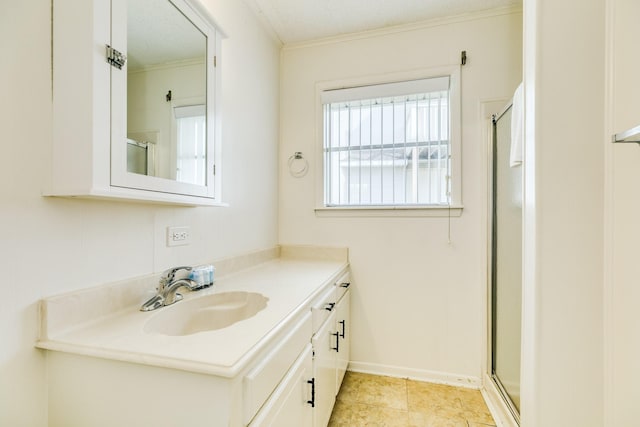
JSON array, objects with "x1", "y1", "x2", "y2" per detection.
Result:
[{"x1": 314, "y1": 205, "x2": 463, "y2": 218}]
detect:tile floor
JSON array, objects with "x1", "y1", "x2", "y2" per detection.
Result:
[{"x1": 328, "y1": 372, "x2": 496, "y2": 427}]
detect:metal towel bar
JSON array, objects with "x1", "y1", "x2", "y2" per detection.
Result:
[{"x1": 612, "y1": 124, "x2": 640, "y2": 144}]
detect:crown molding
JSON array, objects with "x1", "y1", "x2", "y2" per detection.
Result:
[{"x1": 282, "y1": 4, "x2": 522, "y2": 51}]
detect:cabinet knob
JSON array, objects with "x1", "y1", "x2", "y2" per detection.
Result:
[
  {"x1": 324, "y1": 302, "x2": 335, "y2": 312},
  {"x1": 340, "y1": 282, "x2": 351, "y2": 288}
]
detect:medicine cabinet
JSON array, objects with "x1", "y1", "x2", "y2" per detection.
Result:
[{"x1": 48, "y1": 0, "x2": 224, "y2": 206}]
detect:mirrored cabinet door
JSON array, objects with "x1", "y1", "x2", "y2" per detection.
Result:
[{"x1": 110, "y1": 0, "x2": 219, "y2": 199}]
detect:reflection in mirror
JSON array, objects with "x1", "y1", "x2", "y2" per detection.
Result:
[
  {"x1": 174, "y1": 103, "x2": 206, "y2": 185},
  {"x1": 126, "y1": 0, "x2": 207, "y2": 186},
  {"x1": 126, "y1": 139, "x2": 152, "y2": 175}
]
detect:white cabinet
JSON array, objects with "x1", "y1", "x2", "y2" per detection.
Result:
[
  {"x1": 311, "y1": 271, "x2": 351, "y2": 427},
  {"x1": 335, "y1": 290, "x2": 350, "y2": 392},
  {"x1": 312, "y1": 308, "x2": 339, "y2": 427},
  {"x1": 249, "y1": 345, "x2": 314, "y2": 427},
  {"x1": 46, "y1": 309, "x2": 314, "y2": 427},
  {"x1": 42, "y1": 267, "x2": 351, "y2": 427},
  {"x1": 334, "y1": 272, "x2": 351, "y2": 393},
  {"x1": 49, "y1": 0, "x2": 223, "y2": 206},
  {"x1": 244, "y1": 313, "x2": 312, "y2": 424}
]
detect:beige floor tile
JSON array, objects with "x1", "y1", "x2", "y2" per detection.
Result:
[
  {"x1": 459, "y1": 407, "x2": 495, "y2": 426},
  {"x1": 408, "y1": 411, "x2": 467, "y2": 427},
  {"x1": 329, "y1": 400, "x2": 410, "y2": 427},
  {"x1": 338, "y1": 372, "x2": 408, "y2": 411},
  {"x1": 407, "y1": 380, "x2": 464, "y2": 413},
  {"x1": 455, "y1": 388, "x2": 495, "y2": 425},
  {"x1": 337, "y1": 371, "x2": 369, "y2": 401},
  {"x1": 455, "y1": 388, "x2": 488, "y2": 410},
  {"x1": 331, "y1": 373, "x2": 496, "y2": 427}
]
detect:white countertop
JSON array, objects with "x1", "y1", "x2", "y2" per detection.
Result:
[{"x1": 37, "y1": 248, "x2": 348, "y2": 378}]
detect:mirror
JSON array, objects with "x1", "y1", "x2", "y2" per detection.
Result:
[{"x1": 126, "y1": 0, "x2": 207, "y2": 186}]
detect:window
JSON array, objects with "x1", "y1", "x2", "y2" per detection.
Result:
[
  {"x1": 320, "y1": 69, "x2": 460, "y2": 211},
  {"x1": 174, "y1": 104, "x2": 207, "y2": 186}
]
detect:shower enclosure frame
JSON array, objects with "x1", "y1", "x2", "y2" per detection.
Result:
[{"x1": 485, "y1": 100, "x2": 521, "y2": 427}]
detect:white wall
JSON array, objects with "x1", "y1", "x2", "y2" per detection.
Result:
[
  {"x1": 605, "y1": 0, "x2": 640, "y2": 425},
  {"x1": 0, "y1": 0, "x2": 280, "y2": 425},
  {"x1": 521, "y1": 0, "x2": 605, "y2": 425},
  {"x1": 279, "y1": 11, "x2": 522, "y2": 383}
]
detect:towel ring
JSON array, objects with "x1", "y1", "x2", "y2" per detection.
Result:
[{"x1": 288, "y1": 152, "x2": 308, "y2": 178}]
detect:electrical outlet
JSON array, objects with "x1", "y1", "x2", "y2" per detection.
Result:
[{"x1": 167, "y1": 226, "x2": 191, "y2": 247}]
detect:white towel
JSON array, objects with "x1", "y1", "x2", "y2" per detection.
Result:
[{"x1": 510, "y1": 82, "x2": 524, "y2": 167}]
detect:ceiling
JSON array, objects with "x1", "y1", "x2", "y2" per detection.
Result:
[
  {"x1": 128, "y1": 0, "x2": 205, "y2": 70},
  {"x1": 244, "y1": 0, "x2": 522, "y2": 44}
]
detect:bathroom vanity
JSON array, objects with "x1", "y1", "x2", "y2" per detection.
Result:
[{"x1": 37, "y1": 246, "x2": 350, "y2": 426}]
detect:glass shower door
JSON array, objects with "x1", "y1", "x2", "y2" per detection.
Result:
[{"x1": 491, "y1": 106, "x2": 522, "y2": 417}]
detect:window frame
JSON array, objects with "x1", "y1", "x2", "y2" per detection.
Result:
[
  {"x1": 314, "y1": 66, "x2": 463, "y2": 217},
  {"x1": 171, "y1": 101, "x2": 207, "y2": 185}
]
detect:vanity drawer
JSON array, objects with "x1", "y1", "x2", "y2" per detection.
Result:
[
  {"x1": 334, "y1": 271, "x2": 351, "y2": 302},
  {"x1": 243, "y1": 312, "x2": 312, "y2": 425}
]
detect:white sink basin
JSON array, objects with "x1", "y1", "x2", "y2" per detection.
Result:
[{"x1": 144, "y1": 291, "x2": 269, "y2": 336}]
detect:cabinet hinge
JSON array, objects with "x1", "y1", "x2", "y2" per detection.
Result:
[
  {"x1": 106, "y1": 45, "x2": 127, "y2": 70},
  {"x1": 213, "y1": 164, "x2": 216, "y2": 175},
  {"x1": 213, "y1": 56, "x2": 217, "y2": 67}
]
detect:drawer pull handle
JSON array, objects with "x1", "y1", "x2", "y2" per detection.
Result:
[
  {"x1": 339, "y1": 320, "x2": 346, "y2": 338},
  {"x1": 324, "y1": 302, "x2": 335, "y2": 312},
  {"x1": 307, "y1": 378, "x2": 315, "y2": 407},
  {"x1": 340, "y1": 282, "x2": 351, "y2": 288},
  {"x1": 331, "y1": 332, "x2": 340, "y2": 352}
]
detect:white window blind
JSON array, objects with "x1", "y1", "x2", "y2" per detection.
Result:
[
  {"x1": 174, "y1": 104, "x2": 206, "y2": 186},
  {"x1": 322, "y1": 77, "x2": 452, "y2": 207}
]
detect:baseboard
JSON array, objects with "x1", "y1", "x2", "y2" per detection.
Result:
[
  {"x1": 347, "y1": 361, "x2": 482, "y2": 389},
  {"x1": 482, "y1": 372, "x2": 519, "y2": 427}
]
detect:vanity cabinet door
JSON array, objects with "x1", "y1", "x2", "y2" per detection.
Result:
[
  {"x1": 249, "y1": 344, "x2": 313, "y2": 427},
  {"x1": 335, "y1": 290, "x2": 350, "y2": 393},
  {"x1": 312, "y1": 311, "x2": 338, "y2": 427},
  {"x1": 243, "y1": 313, "x2": 312, "y2": 424}
]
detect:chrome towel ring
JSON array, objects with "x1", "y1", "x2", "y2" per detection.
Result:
[{"x1": 288, "y1": 152, "x2": 309, "y2": 177}]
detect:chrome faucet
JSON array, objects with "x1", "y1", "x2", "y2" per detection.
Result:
[{"x1": 140, "y1": 266, "x2": 199, "y2": 312}]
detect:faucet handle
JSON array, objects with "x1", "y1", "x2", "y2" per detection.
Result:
[{"x1": 158, "y1": 266, "x2": 193, "y2": 290}]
